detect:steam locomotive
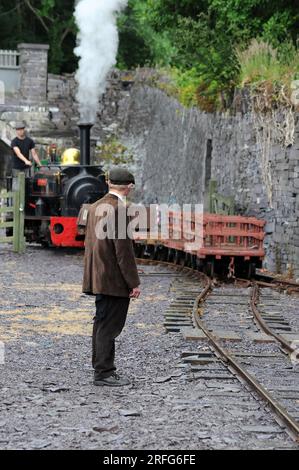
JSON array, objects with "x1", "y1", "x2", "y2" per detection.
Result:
[{"x1": 9, "y1": 124, "x2": 107, "y2": 247}]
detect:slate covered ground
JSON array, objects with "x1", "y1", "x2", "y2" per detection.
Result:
[{"x1": 0, "y1": 246, "x2": 297, "y2": 450}]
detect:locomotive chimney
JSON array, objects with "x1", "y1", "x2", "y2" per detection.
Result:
[{"x1": 79, "y1": 123, "x2": 93, "y2": 166}]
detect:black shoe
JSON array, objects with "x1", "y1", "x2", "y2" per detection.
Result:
[{"x1": 93, "y1": 372, "x2": 131, "y2": 387}]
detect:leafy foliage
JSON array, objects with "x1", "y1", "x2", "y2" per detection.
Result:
[
  {"x1": 0, "y1": 0, "x2": 298, "y2": 108},
  {"x1": 96, "y1": 137, "x2": 134, "y2": 166},
  {"x1": 117, "y1": 0, "x2": 299, "y2": 108},
  {"x1": 0, "y1": 0, "x2": 76, "y2": 73}
]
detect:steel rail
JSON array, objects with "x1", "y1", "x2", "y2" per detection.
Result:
[
  {"x1": 250, "y1": 283, "x2": 296, "y2": 354},
  {"x1": 192, "y1": 284, "x2": 299, "y2": 442},
  {"x1": 136, "y1": 255, "x2": 299, "y2": 441},
  {"x1": 136, "y1": 258, "x2": 204, "y2": 280}
]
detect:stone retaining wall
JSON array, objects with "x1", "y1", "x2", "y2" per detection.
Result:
[
  {"x1": 116, "y1": 84, "x2": 299, "y2": 276},
  {"x1": 1, "y1": 61, "x2": 298, "y2": 275}
]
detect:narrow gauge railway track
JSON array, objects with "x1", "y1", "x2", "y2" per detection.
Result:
[
  {"x1": 254, "y1": 272, "x2": 299, "y2": 296},
  {"x1": 193, "y1": 280, "x2": 299, "y2": 442},
  {"x1": 251, "y1": 284, "x2": 298, "y2": 354},
  {"x1": 137, "y1": 257, "x2": 299, "y2": 444}
]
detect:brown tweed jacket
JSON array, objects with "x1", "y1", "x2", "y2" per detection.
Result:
[{"x1": 82, "y1": 193, "x2": 140, "y2": 297}]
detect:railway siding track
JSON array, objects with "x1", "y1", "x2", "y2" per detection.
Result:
[
  {"x1": 191, "y1": 281, "x2": 299, "y2": 442},
  {"x1": 251, "y1": 285, "x2": 299, "y2": 354},
  {"x1": 137, "y1": 257, "x2": 299, "y2": 446}
]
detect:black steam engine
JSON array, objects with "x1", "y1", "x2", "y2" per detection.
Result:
[{"x1": 22, "y1": 124, "x2": 107, "y2": 247}]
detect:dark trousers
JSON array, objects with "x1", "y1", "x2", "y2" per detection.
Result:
[{"x1": 92, "y1": 294, "x2": 130, "y2": 379}]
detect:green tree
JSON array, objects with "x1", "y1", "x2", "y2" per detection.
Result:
[
  {"x1": 23, "y1": 0, "x2": 76, "y2": 73},
  {"x1": 0, "y1": 0, "x2": 76, "y2": 73}
]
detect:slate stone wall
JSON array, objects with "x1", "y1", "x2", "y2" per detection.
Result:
[{"x1": 116, "y1": 84, "x2": 299, "y2": 276}]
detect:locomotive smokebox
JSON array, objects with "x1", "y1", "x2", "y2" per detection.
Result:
[{"x1": 79, "y1": 123, "x2": 93, "y2": 166}]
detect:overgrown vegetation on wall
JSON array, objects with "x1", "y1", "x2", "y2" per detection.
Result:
[
  {"x1": 117, "y1": 0, "x2": 299, "y2": 111},
  {"x1": 95, "y1": 138, "x2": 134, "y2": 167},
  {"x1": 0, "y1": 1, "x2": 298, "y2": 108}
]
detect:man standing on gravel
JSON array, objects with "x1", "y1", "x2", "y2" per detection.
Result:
[{"x1": 83, "y1": 168, "x2": 141, "y2": 387}]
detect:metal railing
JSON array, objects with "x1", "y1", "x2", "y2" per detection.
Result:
[{"x1": 0, "y1": 50, "x2": 19, "y2": 69}]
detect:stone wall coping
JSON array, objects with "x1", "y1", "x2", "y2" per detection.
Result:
[{"x1": 18, "y1": 43, "x2": 50, "y2": 51}]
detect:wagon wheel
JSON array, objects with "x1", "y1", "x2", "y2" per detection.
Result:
[
  {"x1": 148, "y1": 245, "x2": 156, "y2": 260},
  {"x1": 139, "y1": 245, "x2": 146, "y2": 258},
  {"x1": 205, "y1": 260, "x2": 215, "y2": 278},
  {"x1": 191, "y1": 255, "x2": 198, "y2": 270},
  {"x1": 184, "y1": 253, "x2": 193, "y2": 268},
  {"x1": 196, "y1": 258, "x2": 204, "y2": 272},
  {"x1": 247, "y1": 262, "x2": 256, "y2": 279},
  {"x1": 167, "y1": 248, "x2": 175, "y2": 263},
  {"x1": 134, "y1": 243, "x2": 144, "y2": 258},
  {"x1": 173, "y1": 250, "x2": 182, "y2": 264},
  {"x1": 152, "y1": 245, "x2": 162, "y2": 260},
  {"x1": 159, "y1": 246, "x2": 168, "y2": 261}
]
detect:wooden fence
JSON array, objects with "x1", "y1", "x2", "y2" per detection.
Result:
[{"x1": 0, "y1": 173, "x2": 25, "y2": 253}]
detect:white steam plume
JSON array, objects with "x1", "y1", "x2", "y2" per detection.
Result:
[{"x1": 74, "y1": 0, "x2": 128, "y2": 124}]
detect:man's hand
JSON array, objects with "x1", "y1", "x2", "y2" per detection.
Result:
[
  {"x1": 130, "y1": 287, "x2": 141, "y2": 299},
  {"x1": 25, "y1": 160, "x2": 32, "y2": 167}
]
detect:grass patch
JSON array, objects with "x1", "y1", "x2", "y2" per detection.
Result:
[{"x1": 236, "y1": 39, "x2": 299, "y2": 89}]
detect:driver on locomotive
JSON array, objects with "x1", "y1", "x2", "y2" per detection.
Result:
[{"x1": 11, "y1": 122, "x2": 42, "y2": 177}]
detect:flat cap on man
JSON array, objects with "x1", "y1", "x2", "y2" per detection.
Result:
[
  {"x1": 109, "y1": 168, "x2": 135, "y2": 185},
  {"x1": 15, "y1": 121, "x2": 26, "y2": 130}
]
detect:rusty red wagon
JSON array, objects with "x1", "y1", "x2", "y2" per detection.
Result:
[{"x1": 133, "y1": 209, "x2": 265, "y2": 278}]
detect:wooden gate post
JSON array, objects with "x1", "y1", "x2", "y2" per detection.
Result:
[
  {"x1": 0, "y1": 173, "x2": 25, "y2": 253},
  {"x1": 12, "y1": 185, "x2": 20, "y2": 252},
  {"x1": 16, "y1": 172, "x2": 25, "y2": 253}
]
